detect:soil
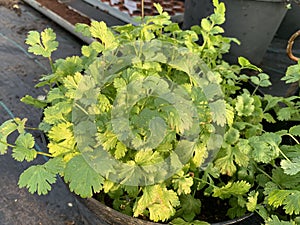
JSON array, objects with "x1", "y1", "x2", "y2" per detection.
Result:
[{"x1": 35, "y1": 0, "x2": 91, "y2": 25}]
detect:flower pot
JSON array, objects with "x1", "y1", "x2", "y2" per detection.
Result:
[
  {"x1": 183, "y1": 0, "x2": 288, "y2": 65},
  {"x1": 276, "y1": 2, "x2": 300, "y2": 40},
  {"x1": 76, "y1": 197, "x2": 263, "y2": 225}
]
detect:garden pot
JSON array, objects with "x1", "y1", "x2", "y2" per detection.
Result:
[
  {"x1": 76, "y1": 197, "x2": 263, "y2": 225},
  {"x1": 276, "y1": 2, "x2": 300, "y2": 40},
  {"x1": 183, "y1": 0, "x2": 288, "y2": 65}
]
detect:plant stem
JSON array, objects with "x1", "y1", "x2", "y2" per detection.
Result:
[
  {"x1": 74, "y1": 103, "x2": 89, "y2": 115},
  {"x1": 37, "y1": 151, "x2": 52, "y2": 157},
  {"x1": 24, "y1": 126, "x2": 39, "y2": 131},
  {"x1": 193, "y1": 176, "x2": 218, "y2": 189},
  {"x1": 278, "y1": 147, "x2": 292, "y2": 162},
  {"x1": 252, "y1": 85, "x2": 259, "y2": 96},
  {"x1": 49, "y1": 57, "x2": 55, "y2": 72},
  {"x1": 286, "y1": 133, "x2": 300, "y2": 145},
  {"x1": 255, "y1": 166, "x2": 283, "y2": 189},
  {"x1": 0, "y1": 140, "x2": 15, "y2": 148}
]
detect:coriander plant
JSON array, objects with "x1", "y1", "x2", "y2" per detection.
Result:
[{"x1": 0, "y1": 0, "x2": 300, "y2": 224}]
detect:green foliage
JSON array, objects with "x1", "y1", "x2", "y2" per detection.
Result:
[
  {"x1": 25, "y1": 28, "x2": 58, "y2": 58},
  {"x1": 133, "y1": 185, "x2": 180, "y2": 222},
  {"x1": 212, "y1": 181, "x2": 251, "y2": 199},
  {"x1": 12, "y1": 133, "x2": 37, "y2": 162},
  {"x1": 282, "y1": 60, "x2": 300, "y2": 84},
  {"x1": 266, "y1": 215, "x2": 297, "y2": 225},
  {"x1": 18, "y1": 158, "x2": 64, "y2": 195},
  {"x1": 21, "y1": 95, "x2": 47, "y2": 108},
  {"x1": 0, "y1": 120, "x2": 18, "y2": 154},
  {"x1": 176, "y1": 194, "x2": 201, "y2": 222},
  {"x1": 0, "y1": 0, "x2": 299, "y2": 224},
  {"x1": 64, "y1": 155, "x2": 104, "y2": 198},
  {"x1": 268, "y1": 190, "x2": 300, "y2": 215}
]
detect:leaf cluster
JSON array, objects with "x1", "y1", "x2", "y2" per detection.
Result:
[{"x1": 0, "y1": 0, "x2": 299, "y2": 224}]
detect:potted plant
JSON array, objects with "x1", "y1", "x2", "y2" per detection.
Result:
[
  {"x1": 183, "y1": 0, "x2": 288, "y2": 65},
  {"x1": 0, "y1": 0, "x2": 299, "y2": 224}
]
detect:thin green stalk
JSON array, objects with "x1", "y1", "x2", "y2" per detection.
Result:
[
  {"x1": 278, "y1": 147, "x2": 292, "y2": 162},
  {"x1": 193, "y1": 176, "x2": 218, "y2": 189},
  {"x1": 24, "y1": 126, "x2": 39, "y2": 131},
  {"x1": 286, "y1": 133, "x2": 300, "y2": 145},
  {"x1": 256, "y1": 166, "x2": 283, "y2": 189},
  {"x1": 0, "y1": 140, "x2": 15, "y2": 148},
  {"x1": 251, "y1": 85, "x2": 259, "y2": 96},
  {"x1": 49, "y1": 57, "x2": 55, "y2": 72},
  {"x1": 37, "y1": 151, "x2": 53, "y2": 157},
  {"x1": 74, "y1": 103, "x2": 89, "y2": 116}
]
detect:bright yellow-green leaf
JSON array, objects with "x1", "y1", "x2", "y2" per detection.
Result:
[
  {"x1": 133, "y1": 185, "x2": 180, "y2": 222},
  {"x1": 12, "y1": 133, "x2": 37, "y2": 162}
]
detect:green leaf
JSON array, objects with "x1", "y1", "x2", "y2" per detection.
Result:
[
  {"x1": 75, "y1": 23, "x2": 91, "y2": 37},
  {"x1": 43, "y1": 101, "x2": 72, "y2": 125},
  {"x1": 177, "y1": 195, "x2": 201, "y2": 222},
  {"x1": 114, "y1": 141, "x2": 127, "y2": 159},
  {"x1": 0, "y1": 120, "x2": 18, "y2": 154},
  {"x1": 266, "y1": 215, "x2": 296, "y2": 225},
  {"x1": 171, "y1": 218, "x2": 210, "y2": 225},
  {"x1": 201, "y1": 18, "x2": 211, "y2": 32},
  {"x1": 44, "y1": 157, "x2": 65, "y2": 175},
  {"x1": 97, "y1": 130, "x2": 118, "y2": 151},
  {"x1": 246, "y1": 191, "x2": 258, "y2": 212},
  {"x1": 214, "y1": 146, "x2": 236, "y2": 176},
  {"x1": 21, "y1": 95, "x2": 47, "y2": 108},
  {"x1": 249, "y1": 133, "x2": 281, "y2": 163},
  {"x1": 64, "y1": 155, "x2": 104, "y2": 198},
  {"x1": 133, "y1": 185, "x2": 180, "y2": 222},
  {"x1": 18, "y1": 162, "x2": 58, "y2": 195},
  {"x1": 281, "y1": 157, "x2": 300, "y2": 175},
  {"x1": 172, "y1": 171, "x2": 194, "y2": 195},
  {"x1": 263, "y1": 113, "x2": 276, "y2": 123},
  {"x1": 26, "y1": 28, "x2": 58, "y2": 57},
  {"x1": 154, "y1": 3, "x2": 163, "y2": 15},
  {"x1": 238, "y1": 57, "x2": 262, "y2": 72},
  {"x1": 290, "y1": 125, "x2": 300, "y2": 136},
  {"x1": 224, "y1": 127, "x2": 240, "y2": 144},
  {"x1": 47, "y1": 88, "x2": 64, "y2": 102},
  {"x1": 268, "y1": 190, "x2": 300, "y2": 215},
  {"x1": 277, "y1": 107, "x2": 296, "y2": 121},
  {"x1": 250, "y1": 73, "x2": 271, "y2": 87},
  {"x1": 235, "y1": 90, "x2": 255, "y2": 117},
  {"x1": 63, "y1": 72, "x2": 83, "y2": 98},
  {"x1": 47, "y1": 122, "x2": 76, "y2": 158},
  {"x1": 54, "y1": 56, "x2": 83, "y2": 79},
  {"x1": 48, "y1": 122, "x2": 73, "y2": 142},
  {"x1": 263, "y1": 95, "x2": 281, "y2": 112},
  {"x1": 209, "y1": 99, "x2": 227, "y2": 126},
  {"x1": 89, "y1": 21, "x2": 117, "y2": 50},
  {"x1": 212, "y1": 181, "x2": 251, "y2": 199},
  {"x1": 12, "y1": 133, "x2": 37, "y2": 162},
  {"x1": 282, "y1": 62, "x2": 300, "y2": 84},
  {"x1": 226, "y1": 103, "x2": 234, "y2": 126},
  {"x1": 272, "y1": 167, "x2": 300, "y2": 189}
]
